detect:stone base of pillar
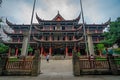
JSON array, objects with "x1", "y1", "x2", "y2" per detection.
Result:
[
  {"x1": 73, "y1": 51, "x2": 80, "y2": 76},
  {"x1": 31, "y1": 50, "x2": 41, "y2": 76}
]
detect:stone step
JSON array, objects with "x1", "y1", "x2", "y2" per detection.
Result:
[{"x1": 41, "y1": 56, "x2": 72, "y2": 60}]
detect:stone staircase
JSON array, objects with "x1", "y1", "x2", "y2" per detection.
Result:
[{"x1": 41, "y1": 56, "x2": 72, "y2": 60}]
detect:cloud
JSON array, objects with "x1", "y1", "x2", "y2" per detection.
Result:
[
  {"x1": 0, "y1": 0, "x2": 33, "y2": 23},
  {"x1": 35, "y1": 0, "x2": 80, "y2": 22},
  {"x1": 82, "y1": 0, "x2": 120, "y2": 23},
  {"x1": 81, "y1": 0, "x2": 107, "y2": 23},
  {"x1": 0, "y1": 0, "x2": 80, "y2": 24},
  {"x1": 0, "y1": 0, "x2": 120, "y2": 24}
]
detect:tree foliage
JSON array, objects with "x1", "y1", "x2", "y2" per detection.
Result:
[
  {"x1": 102, "y1": 17, "x2": 120, "y2": 47},
  {"x1": 113, "y1": 48, "x2": 120, "y2": 54},
  {"x1": 95, "y1": 44, "x2": 105, "y2": 56},
  {"x1": 28, "y1": 45, "x2": 33, "y2": 52},
  {"x1": 20, "y1": 45, "x2": 33, "y2": 52},
  {"x1": 0, "y1": 43, "x2": 9, "y2": 54},
  {"x1": 96, "y1": 44, "x2": 105, "y2": 51}
]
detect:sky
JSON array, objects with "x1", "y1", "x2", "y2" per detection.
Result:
[{"x1": 0, "y1": 0, "x2": 120, "y2": 24}]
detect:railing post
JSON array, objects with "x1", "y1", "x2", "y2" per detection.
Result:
[
  {"x1": 31, "y1": 50, "x2": 41, "y2": 76},
  {"x1": 0, "y1": 54, "x2": 8, "y2": 75},
  {"x1": 73, "y1": 50, "x2": 80, "y2": 76},
  {"x1": 107, "y1": 54, "x2": 118, "y2": 75}
]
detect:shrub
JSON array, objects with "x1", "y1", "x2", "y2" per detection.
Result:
[
  {"x1": 113, "y1": 48, "x2": 120, "y2": 54},
  {"x1": 0, "y1": 43, "x2": 9, "y2": 54}
]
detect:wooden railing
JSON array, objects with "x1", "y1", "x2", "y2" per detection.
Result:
[
  {"x1": 114, "y1": 58, "x2": 120, "y2": 70},
  {"x1": 95, "y1": 60, "x2": 109, "y2": 69},
  {"x1": 79, "y1": 56, "x2": 120, "y2": 70},
  {"x1": 79, "y1": 58, "x2": 109, "y2": 69},
  {"x1": 6, "y1": 60, "x2": 33, "y2": 71},
  {"x1": 73, "y1": 55, "x2": 120, "y2": 75}
]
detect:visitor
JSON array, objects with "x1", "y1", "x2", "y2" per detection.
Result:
[{"x1": 46, "y1": 54, "x2": 50, "y2": 63}]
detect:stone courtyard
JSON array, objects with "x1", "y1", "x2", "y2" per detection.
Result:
[{"x1": 0, "y1": 59, "x2": 120, "y2": 80}]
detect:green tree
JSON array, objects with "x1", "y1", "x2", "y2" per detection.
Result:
[
  {"x1": 0, "y1": 43, "x2": 9, "y2": 54},
  {"x1": 113, "y1": 48, "x2": 120, "y2": 54},
  {"x1": 20, "y1": 45, "x2": 33, "y2": 53},
  {"x1": 96, "y1": 44, "x2": 105, "y2": 56},
  {"x1": 28, "y1": 45, "x2": 33, "y2": 52},
  {"x1": 102, "y1": 17, "x2": 120, "y2": 47}
]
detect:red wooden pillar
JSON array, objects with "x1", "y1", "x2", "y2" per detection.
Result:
[
  {"x1": 15, "y1": 48, "x2": 18, "y2": 56},
  {"x1": 65, "y1": 36, "x2": 68, "y2": 41},
  {"x1": 72, "y1": 26, "x2": 74, "y2": 30},
  {"x1": 73, "y1": 36, "x2": 75, "y2": 40},
  {"x1": 42, "y1": 36, "x2": 44, "y2": 40},
  {"x1": 8, "y1": 48, "x2": 11, "y2": 56},
  {"x1": 66, "y1": 46, "x2": 68, "y2": 56},
  {"x1": 50, "y1": 26, "x2": 52, "y2": 30},
  {"x1": 86, "y1": 29, "x2": 88, "y2": 33},
  {"x1": 95, "y1": 30, "x2": 98, "y2": 33},
  {"x1": 49, "y1": 47, "x2": 52, "y2": 56},
  {"x1": 41, "y1": 47, "x2": 43, "y2": 55}
]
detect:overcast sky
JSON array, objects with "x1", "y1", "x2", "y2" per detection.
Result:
[{"x1": 0, "y1": 0, "x2": 120, "y2": 24}]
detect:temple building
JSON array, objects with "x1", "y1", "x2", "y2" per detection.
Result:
[{"x1": 3, "y1": 12, "x2": 109, "y2": 56}]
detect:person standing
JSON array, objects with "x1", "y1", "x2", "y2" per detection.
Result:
[{"x1": 46, "y1": 54, "x2": 50, "y2": 62}]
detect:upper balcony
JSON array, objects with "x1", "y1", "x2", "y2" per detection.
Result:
[{"x1": 34, "y1": 25, "x2": 82, "y2": 32}]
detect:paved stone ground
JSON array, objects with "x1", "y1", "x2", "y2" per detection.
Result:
[{"x1": 0, "y1": 59, "x2": 120, "y2": 80}]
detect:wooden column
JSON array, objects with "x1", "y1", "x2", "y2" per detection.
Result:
[
  {"x1": 95, "y1": 30, "x2": 98, "y2": 33},
  {"x1": 65, "y1": 36, "x2": 68, "y2": 41},
  {"x1": 50, "y1": 26, "x2": 52, "y2": 30},
  {"x1": 74, "y1": 46, "x2": 76, "y2": 51},
  {"x1": 41, "y1": 47, "x2": 43, "y2": 56},
  {"x1": 73, "y1": 36, "x2": 75, "y2": 40},
  {"x1": 66, "y1": 46, "x2": 68, "y2": 56},
  {"x1": 73, "y1": 33, "x2": 76, "y2": 40},
  {"x1": 15, "y1": 48, "x2": 18, "y2": 56},
  {"x1": 72, "y1": 26, "x2": 74, "y2": 30},
  {"x1": 49, "y1": 47, "x2": 52, "y2": 56},
  {"x1": 8, "y1": 48, "x2": 11, "y2": 57},
  {"x1": 42, "y1": 36, "x2": 44, "y2": 40}
]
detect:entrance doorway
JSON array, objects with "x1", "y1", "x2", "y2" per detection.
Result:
[{"x1": 53, "y1": 48, "x2": 65, "y2": 56}]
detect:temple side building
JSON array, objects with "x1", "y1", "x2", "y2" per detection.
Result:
[{"x1": 3, "y1": 12, "x2": 109, "y2": 56}]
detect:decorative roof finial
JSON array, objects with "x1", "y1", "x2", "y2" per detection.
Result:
[{"x1": 58, "y1": 10, "x2": 59, "y2": 14}]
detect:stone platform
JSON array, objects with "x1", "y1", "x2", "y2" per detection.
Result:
[
  {"x1": 41, "y1": 56, "x2": 72, "y2": 60},
  {"x1": 0, "y1": 60, "x2": 120, "y2": 80}
]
